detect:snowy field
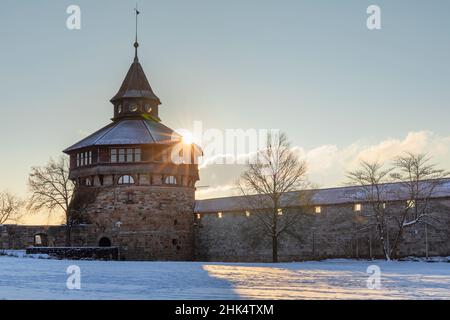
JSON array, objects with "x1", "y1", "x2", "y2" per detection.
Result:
[{"x1": 0, "y1": 254, "x2": 449, "y2": 300}]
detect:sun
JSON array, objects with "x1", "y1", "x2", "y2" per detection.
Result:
[{"x1": 182, "y1": 131, "x2": 194, "y2": 145}]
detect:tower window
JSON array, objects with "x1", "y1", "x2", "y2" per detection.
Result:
[
  {"x1": 118, "y1": 175, "x2": 135, "y2": 185},
  {"x1": 134, "y1": 148, "x2": 141, "y2": 162},
  {"x1": 76, "y1": 151, "x2": 92, "y2": 167},
  {"x1": 164, "y1": 176, "x2": 177, "y2": 185},
  {"x1": 129, "y1": 104, "x2": 139, "y2": 112},
  {"x1": 111, "y1": 149, "x2": 117, "y2": 163},
  {"x1": 85, "y1": 178, "x2": 92, "y2": 186},
  {"x1": 110, "y1": 148, "x2": 142, "y2": 163},
  {"x1": 118, "y1": 149, "x2": 125, "y2": 162},
  {"x1": 126, "y1": 149, "x2": 133, "y2": 162}
]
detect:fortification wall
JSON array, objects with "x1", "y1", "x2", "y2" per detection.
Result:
[
  {"x1": 1, "y1": 197, "x2": 448, "y2": 262},
  {"x1": 194, "y1": 198, "x2": 450, "y2": 262},
  {"x1": 0, "y1": 224, "x2": 95, "y2": 249},
  {"x1": 82, "y1": 185, "x2": 196, "y2": 261}
]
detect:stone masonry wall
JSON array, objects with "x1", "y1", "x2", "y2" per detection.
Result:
[
  {"x1": 0, "y1": 224, "x2": 95, "y2": 249},
  {"x1": 194, "y1": 198, "x2": 450, "y2": 262},
  {"x1": 83, "y1": 185, "x2": 196, "y2": 261},
  {"x1": 1, "y1": 197, "x2": 448, "y2": 262}
]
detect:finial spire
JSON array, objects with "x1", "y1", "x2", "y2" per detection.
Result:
[{"x1": 134, "y1": 4, "x2": 140, "y2": 62}]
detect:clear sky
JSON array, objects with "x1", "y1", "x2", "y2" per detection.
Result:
[{"x1": 1, "y1": 1, "x2": 449, "y2": 224}]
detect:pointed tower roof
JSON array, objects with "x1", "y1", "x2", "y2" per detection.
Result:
[
  {"x1": 110, "y1": 59, "x2": 161, "y2": 103},
  {"x1": 110, "y1": 7, "x2": 161, "y2": 104}
]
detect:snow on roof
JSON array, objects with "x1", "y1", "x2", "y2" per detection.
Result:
[
  {"x1": 194, "y1": 178, "x2": 450, "y2": 213},
  {"x1": 64, "y1": 119, "x2": 181, "y2": 152}
]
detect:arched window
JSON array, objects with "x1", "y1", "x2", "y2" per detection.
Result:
[
  {"x1": 99, "y1": 237, "x2": 112, "y2": 247},
  {"x1": 118, "y1": 175, "x2": 135, "y2": 185},
  {"x1": 164, "y1": 176, "x2": 177, "y2": 185}
]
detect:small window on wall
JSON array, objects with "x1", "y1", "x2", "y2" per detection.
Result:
[
  {"x1": 354, "y1": 203, "x2": 362, "y2": 212},
  {"x1": 164, "y1": 176, "x2": 177, "y2": 185},
  {"x1": 85, "y1": 178, "x2": 92, "y2": 186},
  {"x1": 315, "y1": 206, "x2": 322, "y2": 214},
  {"x1": 407, "y1": 200, "x2": 416, "y2": 209},
  {"x1": 118, "y1": 175, "x2": 135, "y2": 185}
]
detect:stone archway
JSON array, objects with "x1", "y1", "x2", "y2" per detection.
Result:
[
  {"x1": 98, "y1": 237, "x2": 112, "y2": 247},
  {"x1": 34, "y1": 233, "x2": 48, "y2": 247}
]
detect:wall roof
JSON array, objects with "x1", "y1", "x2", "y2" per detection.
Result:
[{"x1": 194, "y1": 178, "x2": 450, "y2": 213}]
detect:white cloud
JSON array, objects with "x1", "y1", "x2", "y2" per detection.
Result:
[
  {"x1": 302, "y1": 131, "x2": 450, "y2": 187},
  {"x1": 196, "y1": 184, "x2": 238, "y2": 199},
  {"x1": 198, "y1": 131, "x2": 450, "y2": 198}
]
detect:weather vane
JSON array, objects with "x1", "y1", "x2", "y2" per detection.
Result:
[{"x1": 134, "y1": 4, "x2": 140, "y2": 61}]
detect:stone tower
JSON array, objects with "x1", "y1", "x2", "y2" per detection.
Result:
[{"x1": 63, "y1": 27, "x2": 201, "y2": 260}]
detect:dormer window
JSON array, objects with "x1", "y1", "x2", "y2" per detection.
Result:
[{"x1": 144, "y1": 104, "x2": 152, "y2": 113}]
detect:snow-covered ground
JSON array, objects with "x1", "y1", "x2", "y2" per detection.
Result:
[{"x1": 0, "y1": 254, "x2": 449, "y2": 300}]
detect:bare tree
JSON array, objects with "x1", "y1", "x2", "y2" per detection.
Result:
[
  {"x1": 347, "y1": 161, "x2": 394, "y2": 260},
  {"x1": 348, "y1": 153, "x2": 449, "y2": 260},
  {"x1": 389, "y1": 152, "x2": 449, "y2": 258},
  {"x1": 0, "y1": 191, "x2": 23, "y2": 225},
  {"x1": 28, "y1": 156, "x2": 75, "y2": 246},
  {"x1": 238, "y1": 132, "x2": 310, "y2": 262}
]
